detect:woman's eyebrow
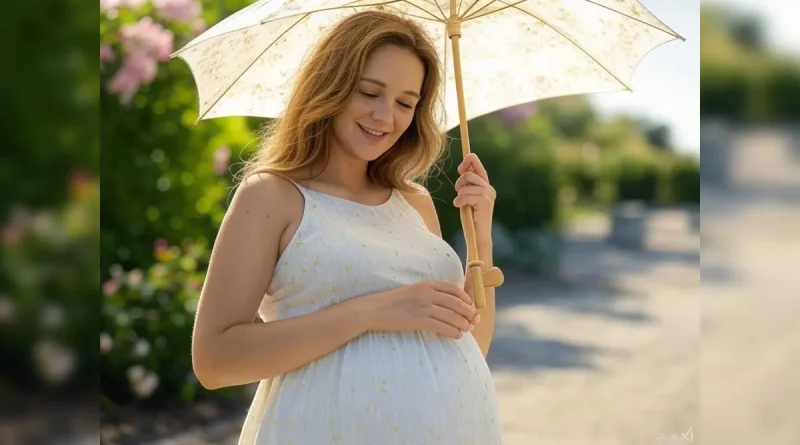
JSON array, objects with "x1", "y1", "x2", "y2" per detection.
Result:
[{"x1": 360, "y1": 77, "x2": 420, "y2": 99}]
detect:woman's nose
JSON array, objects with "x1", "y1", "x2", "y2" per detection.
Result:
[{"x1": 371, "y1": 100, "x2": 393, "y2": 123}]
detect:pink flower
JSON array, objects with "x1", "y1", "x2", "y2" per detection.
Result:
[
  {"x1": 126, "y1": 49, "x2": 159, "y2": 84},
  {"x1": 106, "y1": 62, "x2": 144, "y2": 104},
  {"x1": 153, "y1": 0, "x2": 202, "y2": 23},
  {"x1": 100, "y1": 0, "x2": 118, "y2": 11},
  {"x1": 104, "y1": 17, "x2": 174, "y2": 103},
  {"x1": 213, "y1": 146, "x2": 231, "y2": 175},
  {"x1": 192, "y1": 18, "x2": 207, "y2": 35},
  {"x1": 107, "y1": 17, "x2": 173, "y2": 103},
  {"x1": 100, "y1": 44, "x2": 115, "y2": 68},
  {"x1": 1, "y1": 220, "x2": 23, "y2": 245},
  {"x1": 106, "y1": 17, "x2": 173, "y2": 103},
  {"x1": 153, "y1": 238, "x2": 169, "y2": 252},
  {"x1": 120, "y1": 17, "x2": 173, "y2": 62},
  {"x1": 100, "y1": 333, "x2": 113, "y2": 354},
  {"x1": 103, "y1": 279, "x2": 119, "y2": 296}
]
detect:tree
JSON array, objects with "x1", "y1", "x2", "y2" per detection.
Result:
[
  {"x1": 728, "y1": 14, "x2": 766, "y2": 51},
  {"x1": 640, "y1": 121, "x2": 673, "y2": 151}
]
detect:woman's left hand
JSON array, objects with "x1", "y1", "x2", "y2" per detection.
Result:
[{"x1": 453, "y1": 153, "x2": 495, "y2": 244}]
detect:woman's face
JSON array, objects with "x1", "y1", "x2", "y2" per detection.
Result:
[{"x1": 330, "y1": 44, "x2": 425, "y2": 162}]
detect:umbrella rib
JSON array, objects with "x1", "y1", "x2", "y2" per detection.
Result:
[
  {"x1": 459, "y1": 0, "x2": 485, "y2": 19},
  {"x1": 397, "y1": 1, "x2": 446, "y2": 21},
  {"x1": 198, "y1": 13, "x2": 311, "y2": 121},
  {"x1": 463, "y1": 0, "x2": 522, "y2": 21},
  {"x1": 402, "y1": 11, "x2": 447, "y2": 22},
  {"x1": 430, "y1": 0, "x2": 447, "y2": 20},
  {"x1": 499, "y1": 2, "x2": 633, "y2": 91},
  {"x1": 582, "y1": 0, "x2": 685, "y2": 41}
]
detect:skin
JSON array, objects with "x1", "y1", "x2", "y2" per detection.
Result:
[{"x1": 190, "y1": 44, "x2": 497, "y2": 390}]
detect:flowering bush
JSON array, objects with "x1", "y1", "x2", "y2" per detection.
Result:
[
  {"x1": 99, "y1": 238, "x2": 223, "y2": 406},
  {"x1": 100, "y1": 0, "x2": 205, "y2": 103},
  {"x1": 100, "y1": 0, "x2": 256, "y2": 275},
  {"x1": 99, "y1": 0, "x2": 255, "y2": 407},
  {"x1": 0, "y1": 175, "x2": 99, "y2": 395}
]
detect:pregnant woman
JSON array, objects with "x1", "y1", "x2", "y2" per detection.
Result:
[{"x1": 190, "y1": 10, "x2": 502, "y2": 445}]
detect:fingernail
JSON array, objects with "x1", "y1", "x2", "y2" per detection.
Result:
[
  {"x1": 469, "y1": 324, "x2": 474, "y2": 331},
  {"x1": 474, "y1": 314, "x2": 481, "y2": 324}
]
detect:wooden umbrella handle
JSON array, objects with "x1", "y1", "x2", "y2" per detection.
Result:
[
  {"x1": 461, "y1": 207, "x2": 487, "y2": 309},
  {"x1": 462, "y1": 206, "x2": 505, "y2": 309},
  {"x1": 449, "y1": 16, "x2": 504, "y2": 309}
]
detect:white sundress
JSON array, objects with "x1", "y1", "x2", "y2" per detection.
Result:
[{"x1": 238, "y1": 180, "x2": 502, "y2": 445}]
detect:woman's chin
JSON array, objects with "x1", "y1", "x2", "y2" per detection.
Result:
[{"x1": 353, "y1": 145, "x2": 391, "y2": 161}]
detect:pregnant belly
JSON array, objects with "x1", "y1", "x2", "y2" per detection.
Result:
[{"x1": 259, "y1": 331, "x2": 502, "y2": 445}]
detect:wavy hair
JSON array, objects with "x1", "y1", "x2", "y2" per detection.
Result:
[{"x1": 237, "y1": 10, "x2": 446, "y2": 193}]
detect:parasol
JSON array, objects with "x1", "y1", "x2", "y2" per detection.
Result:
[{"x1": 172, "y1": 0, "x2": 684, "y2": 309}]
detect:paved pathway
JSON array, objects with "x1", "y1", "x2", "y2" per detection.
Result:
[
  {"x1": 487, "y1": 208, "x2": 700, "y2": 445},
  {"x1": 699, "y1": 186, "x2": 800, "y2": 445}
]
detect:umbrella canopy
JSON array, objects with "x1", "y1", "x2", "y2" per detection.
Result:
[
  {"x1": 172, "y1": 0, "x2": 684, "y2": 310},
  {"x1": 172, "y1": 0, "x2": 683, "y2": 131}
]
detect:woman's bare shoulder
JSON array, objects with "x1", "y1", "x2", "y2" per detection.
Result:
[{"x1": 230, "y1": 172, "x2": 304, "y2": 227}]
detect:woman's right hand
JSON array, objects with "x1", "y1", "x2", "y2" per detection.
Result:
[{"x1": 357, "y1": 280, "x2": 480, "y2": 339}]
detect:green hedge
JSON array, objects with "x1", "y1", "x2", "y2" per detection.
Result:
[
  {"x1": 700, "y1": 10, "x2": 800, "y2": 123},
  {"x1": 557, "y1": 152, "x2": 699, "y2": 208}
]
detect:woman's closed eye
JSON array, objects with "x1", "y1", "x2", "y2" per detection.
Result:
[{"x1": 360, "y1": 91, "x2": 414, "y2": 109}]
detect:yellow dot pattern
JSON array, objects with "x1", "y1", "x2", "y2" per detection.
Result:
[{"x1": 253, "y1": 184, "x2": 500, "y2": 443}]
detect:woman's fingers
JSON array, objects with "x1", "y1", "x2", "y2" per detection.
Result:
[{"x1": 427, "y1": 302, "x2": 473, "y2": 333}]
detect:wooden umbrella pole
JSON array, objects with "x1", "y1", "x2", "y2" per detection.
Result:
[{"x1": 447, "y1": 6, "x2": 490, "y2": 309}]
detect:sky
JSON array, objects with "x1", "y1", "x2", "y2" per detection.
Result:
[
  {"x1": 702, "y1": 0, "x2": 800, "y2": 56},
  {"x1": 588, "y1": 0, "x2": 700, "y2": 154},
  {"x1": 589, "y1": 0, "x2": 800, "y2": 155}
]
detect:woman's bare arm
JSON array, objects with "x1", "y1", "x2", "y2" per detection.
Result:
[{"x1": 191, "y1": 173, "x2": 371, "y2": 389}]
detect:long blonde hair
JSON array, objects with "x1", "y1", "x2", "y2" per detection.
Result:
[{"x1": 238, "y1": 10, "x2": 446, "y2": 192}]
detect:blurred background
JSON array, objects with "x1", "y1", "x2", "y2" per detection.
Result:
[
  {"x1": 1, "y1": 0, "x2": 797, "y2": 443},
  {"x1": 699, "y1": 0, "x2": 800, "y2": 444},
  {"x1": 0, "y1": 0, "x2": 99, "y2": 444}
]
